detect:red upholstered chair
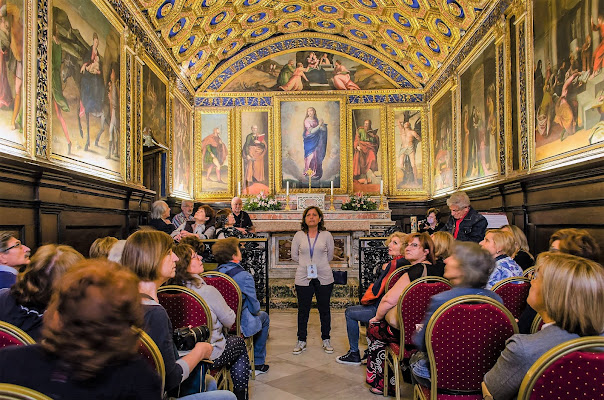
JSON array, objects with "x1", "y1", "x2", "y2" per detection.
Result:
[
  {"x1": 385, "y1": 266, "x2": 412, "y2": 292},
  {"x1": 414, "y1": 295, "x2": 518, "y2": 400},
  {"x1": 530, "y1": 314, "x2": 544, "y2": 334},
  {"x1": 0, "y1": 383, "x2": 53, "y2": 400},
  {"x1": 0, "y1": 321, "x2": 35, "y2": 348},
  {"x1": 136, "y1": 328, "x2": 166, "y2": 394},
  {"x1": 491, "y1": 277, "x2": 531, "y2": 320},
  {"x1": 385, "y1": 277, "x2": 452, "y2": 400},
  {"x1": 523, "y1": 267, "x2": 535, "y2": 278},
  {"x1": 517, "y1": 336, "x2": 604, "y2": 400}
]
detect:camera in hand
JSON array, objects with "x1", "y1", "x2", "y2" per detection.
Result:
[{"x1": 173, "y1": 325, "x2": 210, "y2": 351}]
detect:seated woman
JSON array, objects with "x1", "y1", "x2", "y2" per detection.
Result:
[
  {"x1": 168, "y1": 243, "x2": 250, "y2": 391},
  {"x1": 216, "y1": 212, "x2": 242, "y2": 239},
  {"x1": 89, "y1": 236, "x2": 118, "y2": 258},
  {"x1": 501, "y1": 225, "x2": 534, "y2": 270},
  {"x1": 418, "y1": 208, "x2": 445, "y2": 235},
  {"x1": 121, "y1": 230, "x2": 237, "y2": 400},
  {"x1": 173, "y1": 205, "x2": 216, "y2": 241},
  {"x1": 336, "y1": 232, "x2": 408, "y2": 365},
  {"x1": 410, "y1": 242, "x2": 503, "y2": 388},
  {"x1": 431, "y1": 231, "x2": 454, "y2": 270},
  {"x1": 149, "y1": 200, "x2": 174, "y2": 234},
  {"x1": 0, "y1": 259, "x2": 162, "y2": 399},
  {"x1": 0, "y1": 244, "x2": 84, "y2": 340},
  {"x1": 365, "y1": 232, "x2": 443, "y2": 395},
  {"x1": 480, "y1": 229, "x2": 523, "y2": 289},
  {"x1": 482, "y1": 252, "x2": 604, "y2": 400}
]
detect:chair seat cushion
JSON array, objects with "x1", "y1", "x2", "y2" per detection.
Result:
[{"x1": 417, "y1": 385, "x2": 482, "y2": 400}]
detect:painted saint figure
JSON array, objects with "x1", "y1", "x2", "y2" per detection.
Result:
[
  {"x1": 352, "y1": 119, "x2": 379, "y2": 183},
  {"x1": 201, "y1": 127, "x2": 228, "y2": 183},
  {"x1": 243, "y1": 124, "x2": 268, "y2": 186},
  {"x1": 331, "y1": 60, "x2": 360, "y2": 90},
  {"x1": 79, "y1": 32, "x2": 106, "y2": 151},
  {"x1": 302, "y1": 107, "x2": 328, "y2": 180},
  {"x1": 280, "y1": 62, "x2": 309, "y2": 91},
  {"x1": 398, "y1": 120, "x2": 421, "y2": 185},
  {"x1": 277, "y1": 59, "x2": 295, "y2": 87}
]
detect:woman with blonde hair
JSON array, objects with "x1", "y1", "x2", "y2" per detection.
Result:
[
  {"x1": 0, "y1": 244, "x2": 84, "y2": 340},
  {"x1": 89, "y1": 236, "x2": 118, "y2": 258},
  {"x1": 482, "y1": 252, "x2": 604, "y2": 400},
  {"x1": 431, "y1": 231, "x2": 455, "y2": 262},
  {"x1": 480, "y1": 229, "x2": 523, "y2": 289},
  {"x1": 501, "y1": 225, "x2": 534, "y2": 270}
]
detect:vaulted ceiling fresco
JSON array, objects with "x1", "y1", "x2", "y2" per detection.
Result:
[{"x1": 132, "y1": 0, "x2": 490, "y2": 92}]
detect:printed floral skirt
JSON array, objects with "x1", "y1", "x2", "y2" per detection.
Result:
[{"x1": 365, "y1": 320, "x2": 399, "y2": 395}]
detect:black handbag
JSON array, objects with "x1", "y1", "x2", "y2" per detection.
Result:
[{"x1": 332, "y1": 270, "x2": 348, "y2": 285}]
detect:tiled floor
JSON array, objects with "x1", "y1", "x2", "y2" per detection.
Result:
[{"x1": 249, "y1": 309, "x2": 414, "y2": 399}]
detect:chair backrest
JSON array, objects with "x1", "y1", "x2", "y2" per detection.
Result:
[
  {"x1": 426, "y1": 295, "x2": 518, "y2": 394},
  {"x1": 0, "y1": 321, "x2": 35, "y2": 348},
  {"x1": 136, "y1": 328, "x2": 166, "y2": 394},
  {"x1": 0, "y1": 383, "x2": 53, "y2": 400},
  {"x1": 396, "y1": 277, "x2": 452, "y2": 358},
  {"x1": 530, "y1": 314, "x2": 544, "y2": 334},
  {"x1": 491, "y1": 277, "x2": 532, "y2": 320},
  {"x1": 523, "y1": 267, "x2": 535, "y2": 278},
  {"x1": 200, "y1": 272, "x2": 242, "y2": 336},
  {"x1": 157, "y1": 285, "x2": 213, "y2": 332},
  {"x1": 385, "y1": 266, "x2": 411, "y2": 292},
  {"x1": 517, "y1": 336, "x2": 604, "y2": 400}
]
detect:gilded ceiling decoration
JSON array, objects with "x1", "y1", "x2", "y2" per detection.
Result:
[{"x1": 132, "y1": 0, "x2": 491, "y2": 91}]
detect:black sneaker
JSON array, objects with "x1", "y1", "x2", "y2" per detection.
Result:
[
  {"x1": 335, "y1": 350, "x2": 361, "y2": 365},
  {"x1": 254, "y1": 364, "x2": 269, "y2": 374}
]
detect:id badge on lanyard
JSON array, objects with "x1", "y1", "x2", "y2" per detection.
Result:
[{"x1": 306, "y1": 232, "x2": 320, "y2": 279}]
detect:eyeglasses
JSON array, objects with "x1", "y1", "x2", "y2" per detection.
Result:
[{"x1": 2, "y1": 241, "x2": 22, "y2": 252}]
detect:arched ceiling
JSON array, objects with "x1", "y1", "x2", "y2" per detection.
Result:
[{"x1": 133, "y1": 0, "x2": 491, "y2": 91}]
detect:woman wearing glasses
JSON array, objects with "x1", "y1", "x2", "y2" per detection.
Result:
[
  {"x1": 441, "y1": 191, "x2": 487, "y2": 243},
  {"x1": 0, "y1": 232, "x2": 31, "y2": 289}
]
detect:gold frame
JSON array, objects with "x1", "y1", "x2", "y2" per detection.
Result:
[
  {"x1": 46, "y1": 0, "x2": 127, "y2": 182},
  {"x1": 387, "y1": 104, "x2": 429, "y2": 199},
  {"x1": 347, "y1": 104, "x2": 388, "y2": 195},
  {"x1": 455, "y1": 29, "x2": 502, "y2": 189},
  {"x1": 0, "y1": 0, "x2": 34, "y2": 158},
  {"x1": 194, "y1": 107, "x2": 233, "y2": 200},
  {"x1": 274, "y1": 95, "x2": 348, "y2": 194},
  {"x1": 235, "y1": 106, "x2": 273, "y2": 197},
  {"x1": 428, "y1": 79, "x2": 456, "y2": 197},
  {"x1": 169, "y1": 87, "x2": 194, "y2": 199},
  {"x1": 526, "y1": 0, "x2": 604, "y2": 173}
]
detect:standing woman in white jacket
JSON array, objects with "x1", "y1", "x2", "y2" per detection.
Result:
[{"x1": 291, "y1": 206, "x2": 335, "y2": 355}]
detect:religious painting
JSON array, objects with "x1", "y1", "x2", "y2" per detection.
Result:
[
  {"x1": 275, "y1": 96, "x2": 347, "y2": 193},
  {"x1": 222, "y1": 52, "x2": 398, "y2": 92},
  {"x1": 458, "y1": 39, "x2": 498, "y2": 184},
  {"x1": 0, "y1": 0, "x2": 28, "y2": 155},
  {"x1": 48, "y1": 0, "x2": 124, "y2": 180},
  {"x1": 195, "y1": 109, "x2": 231, "y2": 197},
  {"x1": 388, "y1": 106, "x2": 429, "y2": 197},
  {"x1": 531, "y1": 0, "x2": 604, "y2": 168},
  {"x1": 430, "y1": 83, "x2": 455, "y2": 195},
  {"x1": 142, "y1": 55, "x2": 168, "y2": 147},
  {"x1": 171, "y1": 90, "x2": 192, "y2": 198},
  {"x1": 237, "y1": 108, "x2": 271, "y2": 196},
  {"x1": 348, "y1": 106, "x2": 387, "y2": 194}
]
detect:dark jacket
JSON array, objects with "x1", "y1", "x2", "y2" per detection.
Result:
[
  {"x1": 0, "y1": 288, "x2": 44, "y2": 341},
  {"x1": 441, "y1": 206, "x2": 487, "y2": 243}
]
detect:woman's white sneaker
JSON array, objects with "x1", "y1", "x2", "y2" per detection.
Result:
[
  {"x1": 322, "y1": 339, "x2": 334, "y2": 354},
  {"x1": 293, "y1": 340, "x2": 307, "y2": 355}
]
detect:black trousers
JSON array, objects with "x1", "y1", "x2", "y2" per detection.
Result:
[{"x1": 295, "y1": 279, "x2": 334, "y2": 341}]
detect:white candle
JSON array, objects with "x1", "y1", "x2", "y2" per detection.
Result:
[
  {"x1": 286, "y1": 181, "x2": 289, "y2": 197},
  {"x1": 380, "y1": 180, "x2": 383, "y2": 195},
  {"x1": 238, "y1": 181, "x2": 241, "y2": 197},
  {"x1": 330, "y1": 181, "x2": 334, "y2": 197}
]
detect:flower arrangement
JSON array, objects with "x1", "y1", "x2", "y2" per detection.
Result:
[
  {"x1": 243, "y1": 192, "x2": 282, "y2": 211},
  {"x1": 341, "y1": 192, "x2": 377, "y2": 211}
]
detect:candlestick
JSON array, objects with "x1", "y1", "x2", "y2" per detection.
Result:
[
  {"x1": 330, "y1": 181, "x2": 333, "y2": 197},
  {"x1": 380, "y1": 180, "x2": 383, "y2": 195},
  {"x1": 286, "y1": 181, "x2": 289, "y2": 197},
  {"x1": 238, "y1": 181, "x2": 241, "y2": 197},
  {"x1": 285, "y1": 194, "x2": 291, "y2": 211}
]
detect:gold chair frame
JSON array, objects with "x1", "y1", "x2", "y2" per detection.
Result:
[
  {"x1": 530, "y1": 314, "x2": 543, "y2": 334},
  {"x1": 0, "y1": 321, "x2": 36, "y2": 346},
  {"x1": 384, "y1": 265, "x2": 412, "y2": 293},
  {"x1": 135, "y1": 328, "x2": 166, "y2": 394},
  {"x1": 0, "y1": 384, "x2": 53, "y2": 400},
  {"x1": 517, "y1": 336, "x2": 604, "y2": 400},
  {"x1": 384, "y1": 276, "x2": 451, "y2": 400},
  {"x1": 490, "y1": 276, "x2": 531, "y2": 292},
  {"x1": 523, "y1": 267, "x2": 535, "y2": 278}
]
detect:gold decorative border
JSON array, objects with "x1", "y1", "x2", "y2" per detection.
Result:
[
  {"x1": 347, "y1": 104, "x2": 388, "y2": 195},
  {"x1": 273, "y1": 95, "x2": 348, "y2": 194},
  {"x1": 387, "y1": 104, "x2": 430, "y2": 199},
  {"x1": 234, "y1": 106, "x2": 274, "y2": 197},
  {"x1": 193, "y1": 107, "x2": 233, "y2": 200},
  {"x1": 46, "y1": 0, "x2": 127, "y2": 182},
  {"x1": 428, "y1": 79, "x2": 456, "y2": 198},
  {"x1": 169, "y1": 87, "x2": 194, "y2": 199}
]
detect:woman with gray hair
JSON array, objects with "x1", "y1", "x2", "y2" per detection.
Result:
[
  {"x1": 410, "y1": 241, "x2": 503, "y2": 387},
  {"x1": 149, "y1": 200, "x2": 173, "y2": 234},
  {"x1": 441, "y1": 191, "x2": 487, "y2": 242}
]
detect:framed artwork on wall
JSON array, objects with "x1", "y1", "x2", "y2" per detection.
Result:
[
  {"x1": 348, "y1": 105, "x2": 387, "y2": 194},
  {"x1": 47, "y1": 0, "x2": 125, "y2": 181},
  {"x1": 236, "y1": 107, "x2": 272, "y2": 196},
  {"x1": 457, "y1": 35, "x2": 499, "y2": 186},
  {"x1": 194, "y1": 108, "x2": 232, "y2": 199},
  {"x1": 388, "y1": 105, "x2": 429, "y2": 198},
  {"x1": 141, "y1": 54, "x2": 168, "y2": 148},
  {"x1": 529, "y1": 0, "x2": 604, "y2": 170},
  {"x1": 274, "y1": 96, "x2": 347, "y2": 194},
  {"x1": 170, "y1": 89, "x2": 193, "y2": 199},
  {"x1": 429, "y1": 81, "x2": 455, "y2": 196}
]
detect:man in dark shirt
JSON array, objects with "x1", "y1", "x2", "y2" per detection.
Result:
[
  {"x1": 231, "y1": 197, "x2": 255, "y2": 233},
  {"x1": 440, "y1": 191, "x2": 487, "y2": 243}
]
